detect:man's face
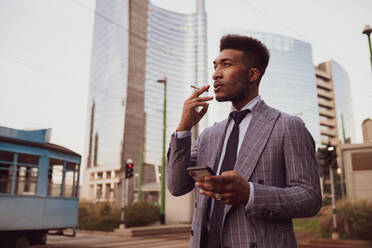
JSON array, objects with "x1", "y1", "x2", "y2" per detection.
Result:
[{"x1": 212, "y1": 49, "x2": 251, "y2": 102}]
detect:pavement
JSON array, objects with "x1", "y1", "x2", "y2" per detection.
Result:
[
  {"x1": 299, "y1": 239, "x2": 372, "y2": 248},
  {"x1": 34, "y1": 231, "x2": 190, "y2": 248},
  {"x1": 30, "y1": 225, "x2": 371, "y2": 248}
]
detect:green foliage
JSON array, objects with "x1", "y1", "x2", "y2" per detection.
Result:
[
  {"x1": 124, "y1": 201, "x2": 160, "y2": 227},
  {"x1": 322, "y1": 197, "x2": 332, "y2": 206},
  {"x1": 78, "y1": 201, "x2": 121, "y2": 231},
  {"x1": 319, "y1": 200, "x2": 372, "y2": 241},
  {"x1": 78, "y1": 201, "x2": 160, "y2": 230},
  {"x1": 293, "y1": 218, "x2": 320, "y2": 235}
]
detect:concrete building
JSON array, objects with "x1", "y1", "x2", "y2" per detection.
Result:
[
  {"x1": 340, "y1": 118, "x2": 372, "y2": 202},
  {"x1": 340, "y1": 131, "x2": 372, "y2": 202},
  {"x1": 315, "y1": 60, "x2": 354, "y2": 148},
  {"x1": 81, "y1": 0, "x2": 208, "y2": 224}
]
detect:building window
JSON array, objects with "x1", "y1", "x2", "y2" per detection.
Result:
[
  {"x1": 0, "y1": 150, "x2": 14, "y2": 194},
  {"x1": 96, "y1": 184, "x2": 102, "y2": 199},
  {"x1": 105, "y1": 183, "x2": 111, "y2": 199}
]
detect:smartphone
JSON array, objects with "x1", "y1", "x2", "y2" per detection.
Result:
[{"x1": 186, "y1": 166, "x2": 214, "y2": 182}]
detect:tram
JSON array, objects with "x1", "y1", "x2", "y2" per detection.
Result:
[{"x1": 0, "y1": 126, "x2": 81, "y2": 247}]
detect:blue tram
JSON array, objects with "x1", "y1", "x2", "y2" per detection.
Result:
[{"x1": 0, "y1": 126, "x2": 81, "y2": 247}]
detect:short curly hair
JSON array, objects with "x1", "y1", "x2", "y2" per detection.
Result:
[{"x1": 220, "y1": 34, "x2": 270, "y2": 77}]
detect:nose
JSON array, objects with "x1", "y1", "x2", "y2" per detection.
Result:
[{"x1": 212, "y1": 69, "x2": 222, "y2": 80}]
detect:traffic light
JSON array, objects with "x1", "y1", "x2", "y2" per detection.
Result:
[
  {"x1": 316, "y1": 145, "x2": 337, "y2": 169},
  {"x1": 326, "y1": 146, "x2": 337, "y2": 169},
  {"x1": 125, "y1": 161, "x2": 134, "y2": 179}
]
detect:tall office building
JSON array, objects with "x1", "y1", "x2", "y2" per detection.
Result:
[
  {"x1": 315, "y1": 60, "x2": 354, "y2": 147},
  {"x1": 81, "y1": 0, "x2": 208, "y2": 214},
  {"x1": 210, "y1": 30, "x2": 321, "y2": 146}
]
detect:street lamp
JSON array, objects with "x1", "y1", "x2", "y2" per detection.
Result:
[
  {"x1": 157, "y1": 77, "x2": 167, "y2": 225},
  {"x1": 362, "y1": 24, "x2": 372, "y2": 72}
]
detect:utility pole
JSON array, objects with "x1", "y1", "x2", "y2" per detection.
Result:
[
  {"x1": 339, "y1": 114, "x2": 347, "y2": 199},
  {"x1": 328, "y1": 146, "x2": 339, "y2": 240},
  {"x1": 157, "y1": 77, "x2": 167, "y2": 225},
  {"x1": 362, "y1": 25, "x2": 372, "y2": 72},
  {"x1": 316, "y1": 146, "x2": 339, "y2": 239}
]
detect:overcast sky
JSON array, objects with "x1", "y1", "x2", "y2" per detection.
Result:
[{"x1": 0, "y1": 0, "x2": 371, "y2": 154}]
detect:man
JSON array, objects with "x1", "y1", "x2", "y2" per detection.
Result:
[{"x1": 167, "y1": 34, "x2": 322, "y2": 248}]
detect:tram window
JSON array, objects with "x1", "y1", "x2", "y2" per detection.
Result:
[
  {"x1": 64, "y1": 162, "x2": 79, "y2": 198},
  {"x1": 48, "y1": 159, "x2": 64, "y2": 197},
  {"x1": 0, "y1": 151, "x2": 14, "y2": 193},
  {"x1": 15, "y1": 166, "x2": 38, "y2": 195},
  {"x1": 14, "y1": 153, "x2": 39, "y2": 195}
]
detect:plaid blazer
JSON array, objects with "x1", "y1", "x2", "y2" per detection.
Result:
[{"x1": 167, "y1": 100, "x2": 322, "y2": 248}]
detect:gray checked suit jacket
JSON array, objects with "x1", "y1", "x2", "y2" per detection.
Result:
[{"x1": 166, "y1": 100, "x2": 322, "y2": 248}]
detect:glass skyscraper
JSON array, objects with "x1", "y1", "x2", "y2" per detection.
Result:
[
  {"x1": 81, "y1": 0, "x2": 208, "y2": 211},
  {"x1": 144, "y1": 1, "x2": 208, "y2": 167},
  {"x1": 332, "y1": 61, "x2": 354, "y2": 142},
  {"x1": 210, "y1": 30, "x2": 321, "y2": 146}
]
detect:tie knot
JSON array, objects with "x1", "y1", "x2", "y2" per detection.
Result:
[{"x1": 229, "y1": 109, "x2": 250, "y2": 125}]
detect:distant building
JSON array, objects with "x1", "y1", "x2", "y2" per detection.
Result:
[
  {"x1": 210, "y1": 30, "x2": 321, "y2": 146},
  {"x1": 362, "y1": 118, "x2": 372, "y2": 143},
  {"x1": 340, "y1": 120, "x2": 372, "y2": 202},
  {"x1": 82, "y1": 0, "x2": 208, "y2": 224},
  {"x1": 315, "y1": 60, "x2": 354, "y2": 148},
  {"x1": 315, "y1": 61, "x2": 355, "y2": 199}
]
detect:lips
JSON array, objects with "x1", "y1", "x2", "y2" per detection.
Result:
[{"x1": 214, "y1": 82, "x2": 223, "y2": 92}]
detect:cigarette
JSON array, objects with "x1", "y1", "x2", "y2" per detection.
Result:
[{"x1": 190, "y1": 85, "x2": 209, "y2": 92}]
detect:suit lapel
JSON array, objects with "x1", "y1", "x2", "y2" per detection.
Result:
[
  {"x1": 234, "y1": 101, "x2": 280, "y2": 181},
  {"x1": 223, "y1": 101, "x2": 280, "y2": 216}
]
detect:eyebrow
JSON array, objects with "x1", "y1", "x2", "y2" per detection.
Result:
[{"x1": 213, "y1": 58, "x2": 233, "y2": 65}]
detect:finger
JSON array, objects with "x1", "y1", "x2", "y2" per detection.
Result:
[
  {"x1": 196, "y1": 181, "x2": 216, "y2": 192},
  {"x1": 196, "y1": 96, "x2": 214, "y2": 102},
  {"x1": 199, "y1": 189, "x2": 215, "y2": 199},
  {"x1": 219, "y1": 171, "x2": 241, "y2": 182},
  {"x1": 187, "y1": 96, "x2": 213, "y2": 106},
  {"x1": 204, "y1": 175, "x2": 232, "y2": 183},
  {"x1": 198, "y1": 104, "x2": 209, "y2": 118},
  {"x1": 188, "y1": 85, "x2": 210, "y2": 99},
  {"x1": 198, "y1": 181, "x2": 230, "y2": 193},
  {"x1": 189, "y1": 102, "x2": 209, "y2": 111},
  {"x1": 186, "y1": 99, "x2": 211, "y2": 109}
]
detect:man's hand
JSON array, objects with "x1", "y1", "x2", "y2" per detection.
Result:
[
  {"x1": 177, "y1": 85, "x2": 213, "y2": 131},
  {"x1": 195, "y1": 171, "x2": 250, "y2": 206}
]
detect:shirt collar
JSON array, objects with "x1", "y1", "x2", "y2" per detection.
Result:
[{"x1": 230, "y1": 95, "x2": 262, "y2": 112}]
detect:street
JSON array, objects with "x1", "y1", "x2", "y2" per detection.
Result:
[
  {"x1": 31, "y1": 231, "x2": 317, "y2": 248},
  {"x1": 33, "y1": 232, "x2": 190, "y2": 248}
]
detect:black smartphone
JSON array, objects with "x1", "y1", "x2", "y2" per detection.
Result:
[{"x1": 186, "y1": 166, "x2": 214, "y2": 182}]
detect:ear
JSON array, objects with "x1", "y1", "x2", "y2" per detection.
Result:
[{"x1": 248, "y1": 68, "x2": 261, "y2": 82}]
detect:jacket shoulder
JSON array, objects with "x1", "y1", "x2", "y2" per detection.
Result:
[{"x1": 200, "y1": 118, "x2": 228, "y2": 137}]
